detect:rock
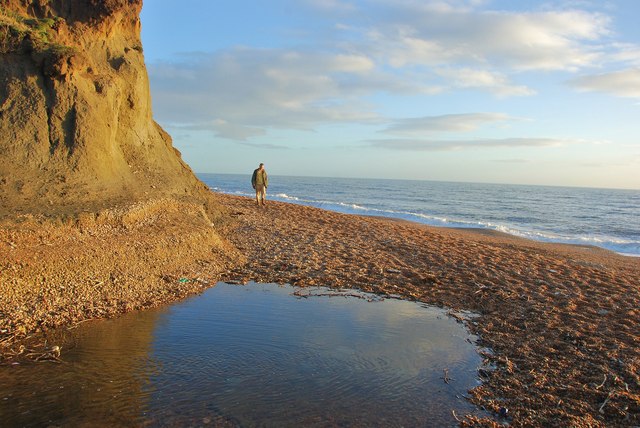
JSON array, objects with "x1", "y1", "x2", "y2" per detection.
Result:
[{"x1": 0, "y1": 1, "x2": 205, "y2": 217}]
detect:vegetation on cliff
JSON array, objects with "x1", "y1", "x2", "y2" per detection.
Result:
[{"x1": 0, "y1": 7, "x2": 67, "y2": 53}]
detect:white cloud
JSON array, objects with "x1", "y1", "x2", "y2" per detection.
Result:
[
  {"x1": 238, "y1": 141, "x2": 291, "y2": 150},
  {"x1": 304, "y1": 0, "x2": 357, "y2": 12},
  {"x1": 434, "y1": 68, "x2": 535, "y2": 96},
  {"x1": 608, "y1": 43, "x2": 640, "y2": 66},
  {"x1": 331, "y1": 54, "x2": 376, "y2": 72},
  {"x1": 362, "y1": 3, "x2": 610, "y2": 71},
  {"x1": 168, "y1": 120, "x2": 267, "y2": 141},
  {"x1": 319, "y1": 1, "x2": 616, "y2": 102},
  {"x1": 492, "y1": 158, "x2": 531, "y2": 163},
  {"x1": 570, "y1": 68, "x2": 640, "y2": 97},
  {"x1": 382, "y1": 113, "x2": 513, "y2": 135},
  {"x1": 368, "y1": 137, "x2": 582, "y2": 151},
  {"x1": 146, "y1": 0, "x2": 635, "y2": 145},
  {"x1": 148, "y1": 48, "x2": 385, "y2": 140}
]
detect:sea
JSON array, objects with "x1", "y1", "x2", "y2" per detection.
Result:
[{"x1": 199, "y1": 173, "x2": 640, "y2": 257}]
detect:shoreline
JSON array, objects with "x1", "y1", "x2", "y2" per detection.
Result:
[
  {"x1": 379, "y1": 217, "x2": 640, "y2": 259},
  {"x1": 375, "y1": 215, "x2": 633, "y2": 257},
  {"x1": 1, "y1": 193, "x2": 638, "y2": 426},
  {"x1": 217, "y1": 188, "x2": 640, "y2": 258}
]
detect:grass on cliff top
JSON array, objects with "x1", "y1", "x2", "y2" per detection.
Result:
[{"x1": 0, "y1": 7, "x2": 66, "y2": 54}]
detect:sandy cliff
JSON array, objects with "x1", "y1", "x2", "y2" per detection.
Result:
[
  {"x1": 0, "y1": 0, "x2": 243, "y2": 373},
  {"x1": 0, "y1": 0, "x2": 206, "y2": 217}
]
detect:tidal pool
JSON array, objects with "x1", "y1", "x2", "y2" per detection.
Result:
[{"x1": 0, "y1": 282, "x2": 487, "y2": 427}]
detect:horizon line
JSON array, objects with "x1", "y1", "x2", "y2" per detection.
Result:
[{"x1": 196, "y1": 171, "x2": 640, "y2": 192}]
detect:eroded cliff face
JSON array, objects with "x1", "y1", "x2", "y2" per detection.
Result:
[{"x1": 0, "y1": 0, "x2": 206, "y2": 216}]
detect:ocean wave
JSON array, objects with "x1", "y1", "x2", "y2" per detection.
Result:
[
  {"x1": 275, "y1": 193, "x2": 300, "y2": 201},
  {"x1": 491, "y1": 227, "x2": 640, "y2": 256},
  {"x1": 283, "y1": 197, "x2": 640, "y2": 256}
]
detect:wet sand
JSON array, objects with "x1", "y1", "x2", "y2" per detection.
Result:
[{"x1": 1, "y1": 192, "x2": 638, "y2": 427}]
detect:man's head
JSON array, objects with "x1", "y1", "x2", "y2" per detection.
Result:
[{"x1": 259, "y1": 163, "x2": 264, "y2": 170}]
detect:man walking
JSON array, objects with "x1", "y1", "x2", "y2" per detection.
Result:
[{"x1": 251, "y1": 163, "x2": 268, "y2": 207}]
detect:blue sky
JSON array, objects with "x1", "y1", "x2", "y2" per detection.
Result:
[{"x1": 140, "y1": 0, "x2": 640, "y2": 189}]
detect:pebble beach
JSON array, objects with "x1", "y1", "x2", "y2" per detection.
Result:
[{"x1": 1, "y1": 193, "x2": 638, "y2": 427}]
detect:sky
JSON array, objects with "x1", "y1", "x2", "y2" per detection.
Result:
[{"x1": 140, "y1": 0, "x2": 640, "y2": 189}]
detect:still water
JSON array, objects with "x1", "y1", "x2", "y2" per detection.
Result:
[{"x1": 0, "y1": 283, "x2": 486, "y2": 427}]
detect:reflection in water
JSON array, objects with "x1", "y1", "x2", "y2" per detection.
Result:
[
  {"x1": 0, "y1": 283, "x2": 486, "y2": 427},
  {"x1": 0, "y1": 308, "x2": 163, "y2": 426}
]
